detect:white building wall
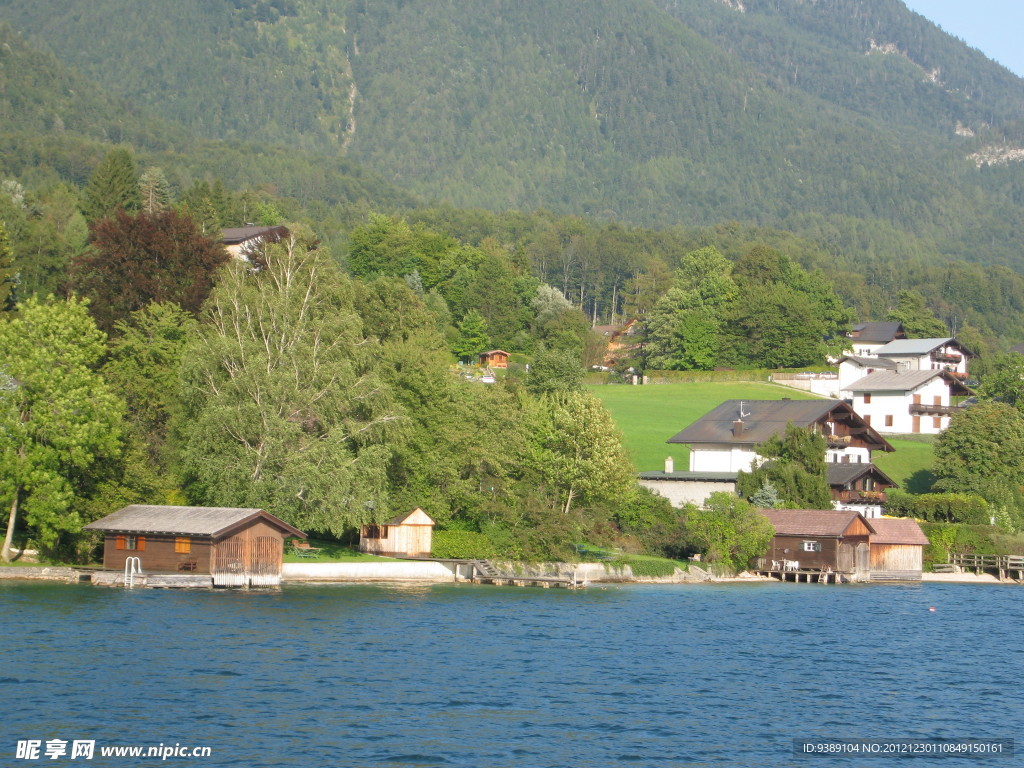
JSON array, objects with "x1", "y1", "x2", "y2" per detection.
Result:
[
  {"x1": 689, "y1": 445, "x2": 758, "y2": 473},
  {"x1": 639, "y1": 479, "x2": 738, "y2": 509},
  {"x1": 852, "y1": 378, "x2": 951, "y2": 434}
]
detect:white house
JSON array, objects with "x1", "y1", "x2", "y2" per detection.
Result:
[
  {"x1": 220, "y1": 225, "x2": 290, "y2": 260},
  {"x1": 640, "y1": 400, "x2": 896, "y2": 511},
  {"x1": 873, "y1": 337, "x2": 970, "y2": 377},
  {"x1": 844, "y1": 369, "x2": 972, "y2": 434},
  {"x1": 844, "y1": 321, "x2": 906, "y2": 358},
  {"x1": 837, "y1": 355, "x2": 898, "y2": 392}
]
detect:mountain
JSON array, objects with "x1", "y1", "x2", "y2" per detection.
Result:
[{"x1": 2, "y1": 0, "x2": 1024, "y2": 266}]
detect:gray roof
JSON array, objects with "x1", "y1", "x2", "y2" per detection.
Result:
[
  {"x1": 220, "y1": 225, "x2": 289, "y2": 245},
  {"x1": 84, "y1": 505, "x2": 306, "y2": 538},
  {"x1": 839, "y1": 355, "x2": 897, "y2": 370},
  {"x1": 849, "y1": 322, "x2": 904, "y2": 343},
  {"x1": 826, "y1": 463, "x2": 897, "y2": 488},
  {"x1": 667, "y1": 400, "x2": 892, "y2": 451},
  {"x1": 874, "y1": 338, "x2": 953, "y2": 356},
  {"x1": 638, "y1": 471, "x2": 739, "y2": 482},
  {"x1": 845, "y1": 369, "x2": 945, "y2": 392}
]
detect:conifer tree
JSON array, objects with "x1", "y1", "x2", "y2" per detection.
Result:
[
  {"x1": 138, "y1": 166, "x2": 172, "y2": 214},
  {"x1": 81, "y1": 148, "x2": 140, "y2": 223}
]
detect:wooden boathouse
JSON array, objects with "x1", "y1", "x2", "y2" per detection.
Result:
[
  {"x1": 755, "y1": 509, "x2": 874, "y2": 582},
  {"x1": 359, "y1": 508, "x2": 436, "y2": 557},
  {"x1": 84, "y1": 505, "x2": 306, "y2": 587},
  {"x1": 867, "y1": 517, "x2": 929, "y2": 581}
]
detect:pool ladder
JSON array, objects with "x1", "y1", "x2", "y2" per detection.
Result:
[{"x1": 124, "y1": 557, "x2": 142, "y2": 588}]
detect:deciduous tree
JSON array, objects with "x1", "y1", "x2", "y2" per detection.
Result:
[{"x1": 0, "y1": 297, "x2": 123, "y2": 560}]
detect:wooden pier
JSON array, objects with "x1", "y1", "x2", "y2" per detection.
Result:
[
  {"x1": 936, "y1": 554, "x2": 1024, "y2": 582},
  {"x1": 442, "y1": 559, "x2": 585, "y2": 589},
  {"x1": 753, "y1": 565, "x2": 850, "y2": 584}
]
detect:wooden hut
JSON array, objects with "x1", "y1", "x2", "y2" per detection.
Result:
[
  {"x1": 478, "y1": 349, "x2": 510, "y2": 368},
  {"x1": 758, "y1": 509, "x2": 875, "y2": 578},
  {"x1": 868, "y1": 517, "x2": 929, "y2": 581},
  {"x1": 359, "y1": 508, "x2": 435, "y2": 557},
  {"x1": 84, "y1": 505, "x2": 306, "y2": 587}
]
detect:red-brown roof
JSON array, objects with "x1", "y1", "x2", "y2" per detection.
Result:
[
  {"x1": 759, "y1": 509, "x2": 876, "y2": 537},
  {"x1": 868, "y1": 517, "x2": 929, "y2": 545}
]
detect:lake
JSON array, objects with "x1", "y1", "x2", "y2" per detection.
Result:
[{"x1": 2, "y1": 581, "x2": 1020, "y2": 767}]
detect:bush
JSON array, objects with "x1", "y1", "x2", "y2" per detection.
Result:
[
  {"x1": 614, "y1": 557, "x2": 681, "y2": 578},
  {"x1": 431, "y1": 530, "x2": 497, "y2": 559},
  {"x1": 885, "y1": 490, "x2": 989, "y2": 524}
]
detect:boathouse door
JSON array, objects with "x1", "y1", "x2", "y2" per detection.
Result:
[
  {"x1": 211, "y1": 532, "x2": 283, "y2": 587},
  {"x1": 855, "y1": 543, "x2": 870, "y2": 577}
]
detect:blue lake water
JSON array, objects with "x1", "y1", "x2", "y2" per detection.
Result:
[{"x1": 1, "y1": 580, "x2": 1021, "y2": 767}]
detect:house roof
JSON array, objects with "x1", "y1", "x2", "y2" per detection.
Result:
[
  {"x1": 826, "y1": 463, "x2": 897, "y2": 488},
  {"x1": 481, "y1": 349, "x2": 509, "y2": 356},
  {"x1": 874, "y1": 338, "x2": 954, "y2": 356},
  {"x1": 759, "y1": 509, "x2": 876, "y2": 537},
  {"x1": 220, "y1": 225, "x2": 289, "y2": 245},
  {"x1": 845, "y1": 369, "x2": 972, "y2": 396},
  {"x1": 83, "y1": 505, "x2": 306, "y2": 538},
  {"x1": 838, "y1": 355, "x2": 898, "y2": 370},
  {"x1": 638, "y1": 471, "x2": 739, "y2": 482},
  {"x1": 849, "y1": 322, "x2": 904, "y2": 343},
  {"x1": 382, "y1": 507, "x2": 436, "y2": 527},
  {"x1": 869, "y1": 517, "x2": 929, "y2": 545},
  {"x1": 667, "y1": 399, "x2": 893, "y2": 452}
]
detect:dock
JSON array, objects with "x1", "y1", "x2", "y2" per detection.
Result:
[
  {"x1": 90, "y1": 571, "x2": 214, "y2": 589},
  {"x1": 753, "y1": 565, "x2": 850, "y2": 584},
  {"x1": 935, "y1": 554, "x2": 1024, "y2": 582},
  {"x1": 431, "y1": 558, "x2": 586, "y2": 589}
]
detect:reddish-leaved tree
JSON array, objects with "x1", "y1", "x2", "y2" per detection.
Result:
[{"x1": 72, "y1": 209, "x2": 229, "y2": 330}]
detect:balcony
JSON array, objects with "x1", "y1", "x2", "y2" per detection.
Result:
[
  {"x1": 825, "y1": 434, "x2": 852, "y2": 448},
  {"x1": 909, "y1": 402, "x2": 959, "y2": 416},
  {"x1": 834, "y1": 490, "x2": 887, "y2": 503},
  {"x1": 932, "y1": 352, "x2": 962, "y2": 364}
]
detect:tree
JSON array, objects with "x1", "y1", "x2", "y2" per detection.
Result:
[
  {"x1": 933, "y1": 401, "x2": 1024, "y2": 495},
  {"x1": 103, "y1": 302, "x2": 196, "y2": 467},
  {"x1": 0, "y1": 222, "x2": 15, "y2": 310},
  {"x1": 525, "y1": 345, "x2": 584, "y2": 395},
  {"x1": 453, "y1": 309, "x2": 489, "y2": 361},
  {"x1": 527, "y1": 390, "x2": 635, "y2": 516},
  {"x1": 175, "y1": 237, "x2": 404, "y2": 536},
  {"x1": 737, "y1": 424, "x2": 833, "y2": 509},
  {"x1": 978, "y1": 353, "x2": 1024, "y2": 409},
  {"x1": 138, "y1": 166, "x2": 172, "y2": 214},
  {"x1": 684, "y1": 493, "x2": 774, "y2": 572},
  {"x1": 80, "y1": 148, "x2": 140, "y2": 223},
  {"x1": 887, "y1": 290, "x2": 947, "y2": 338},
  {"x1": 71, "y1": 209, "x2": 229, "y2": 330},
  {"x1": 0, "y1": 297, "x2": 123, "y2": 560}
]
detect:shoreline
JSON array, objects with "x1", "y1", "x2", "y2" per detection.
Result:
[{"x1": 1, "y1": 564, "x2": 1018, "y2": 587}]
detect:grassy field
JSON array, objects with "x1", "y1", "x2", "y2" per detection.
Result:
[
  {"x1": 591, "y1": 381, "x2": 935, "y2": 488},
  {"x1": 590, "y1": 381, "x2": 820, "y2": 472}
]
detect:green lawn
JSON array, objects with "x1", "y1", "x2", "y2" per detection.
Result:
[
  {"x1": 873, "y1": 436, "x2": 936, "y2": 492},
  {"x1": 591, "y1": 381, "x2": 935, "y2": 490},
  {"x1": 590, "y1": 381, "x2": 820, "y2": 472},
  {"x1": 282, "y1": 538, "x2": 398, "y2": 563}
]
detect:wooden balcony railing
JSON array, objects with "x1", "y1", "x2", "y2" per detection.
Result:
[
  {"x1": 932, "y1": 352, "x2": 962, "y2": 363},
  {"x1": 908, "y1": 403, "x2": 958, "y2": 416},
  {"x1": 834, "y1": 490, "x2": 887, "y2": 503}
]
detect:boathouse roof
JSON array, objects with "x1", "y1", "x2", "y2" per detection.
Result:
[{"x1": 84, "y1": 505, "x2": 306, "y2": 538}]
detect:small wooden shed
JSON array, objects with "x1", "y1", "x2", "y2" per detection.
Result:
[
  {"x1": 868, "y1": 517, "x2": 929, "y2": 581},
  {"x1": 759, "y1": 509, "x2": 875, "y2": 576},
  {"x1": 359, "y1": 508, "x2": 436, "y2": 557},
  {"x1": 478, "y1": 349, "x2": 510, "y2": 368},
  {"x1": 84, "y1": 505, "x2": 306, "y2": 587}
]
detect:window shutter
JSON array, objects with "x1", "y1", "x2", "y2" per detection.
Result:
[
  {"x1": 137, "y1": 536, "x2": 146, "y2": 552},
  {"x1": 115, "y1": 535, "x2": 125, "y2": 550},
  {"x1": 175, "y1": 537, "x2": 191, "y2": 554}
]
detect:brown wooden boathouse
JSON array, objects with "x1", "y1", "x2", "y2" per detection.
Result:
[{"x1": 84, "y1": 505, "x2": 306, "y2": 587}]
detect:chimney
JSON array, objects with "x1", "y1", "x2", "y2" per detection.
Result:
[
  {"x1": 733, "y1": 420, "x2": 745, "y2": 438},
  {"x1": 665, "y1": 456, "x2": 674, "y2": 474}
]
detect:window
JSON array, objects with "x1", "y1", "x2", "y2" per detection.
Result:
[
  {"x1": 934, "y1": 416, "x2": 942, "y2": 429},
  {"x1": 115, "y1": 535, "x2": 145, "y2": 551},
  {"x1": 885, "y1": 415, "x2": 894, "y2": 427},
  {"x1": 802, "y1": 541, "x2": 822, "y2": 552},
  {"x1": 175, "y1": 537, "x2": 191, "y2": 554},
  {"x1": 863, "y1": 393, "x2": 872, "y2": 404},
  {"x1": 864, "y1": 415, "x2": 871, "y2": 426},
  {"x1": 364, "y1": 525, "x2": 389, "y2": 540}
]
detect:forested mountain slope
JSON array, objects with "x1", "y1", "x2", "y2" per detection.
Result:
[{"x1": 2, "y1": 0, "x2": 1024, "y2": 266}]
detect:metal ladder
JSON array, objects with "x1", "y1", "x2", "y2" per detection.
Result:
[{"x1": 124, "y1": 557, "x2": 142, "y2": 588}]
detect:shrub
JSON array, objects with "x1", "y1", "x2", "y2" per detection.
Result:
[{"x1": 431, "y1": 530, "x2": 497, "y2": 559}]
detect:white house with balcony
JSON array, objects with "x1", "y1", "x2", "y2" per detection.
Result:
[
  {"x1": 844, "y1": 369, "x2": 972, "y2": 435},
  {"x1": 873, "y1": 337, "x2": 970, "y2": 377},
  {"x1": 639, "y1": 399, "x2": 896, "y2": 513}
]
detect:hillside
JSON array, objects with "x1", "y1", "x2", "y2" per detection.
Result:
[{"x1": 2, "y1": 0, "x2": 1024, "y2": 267}]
